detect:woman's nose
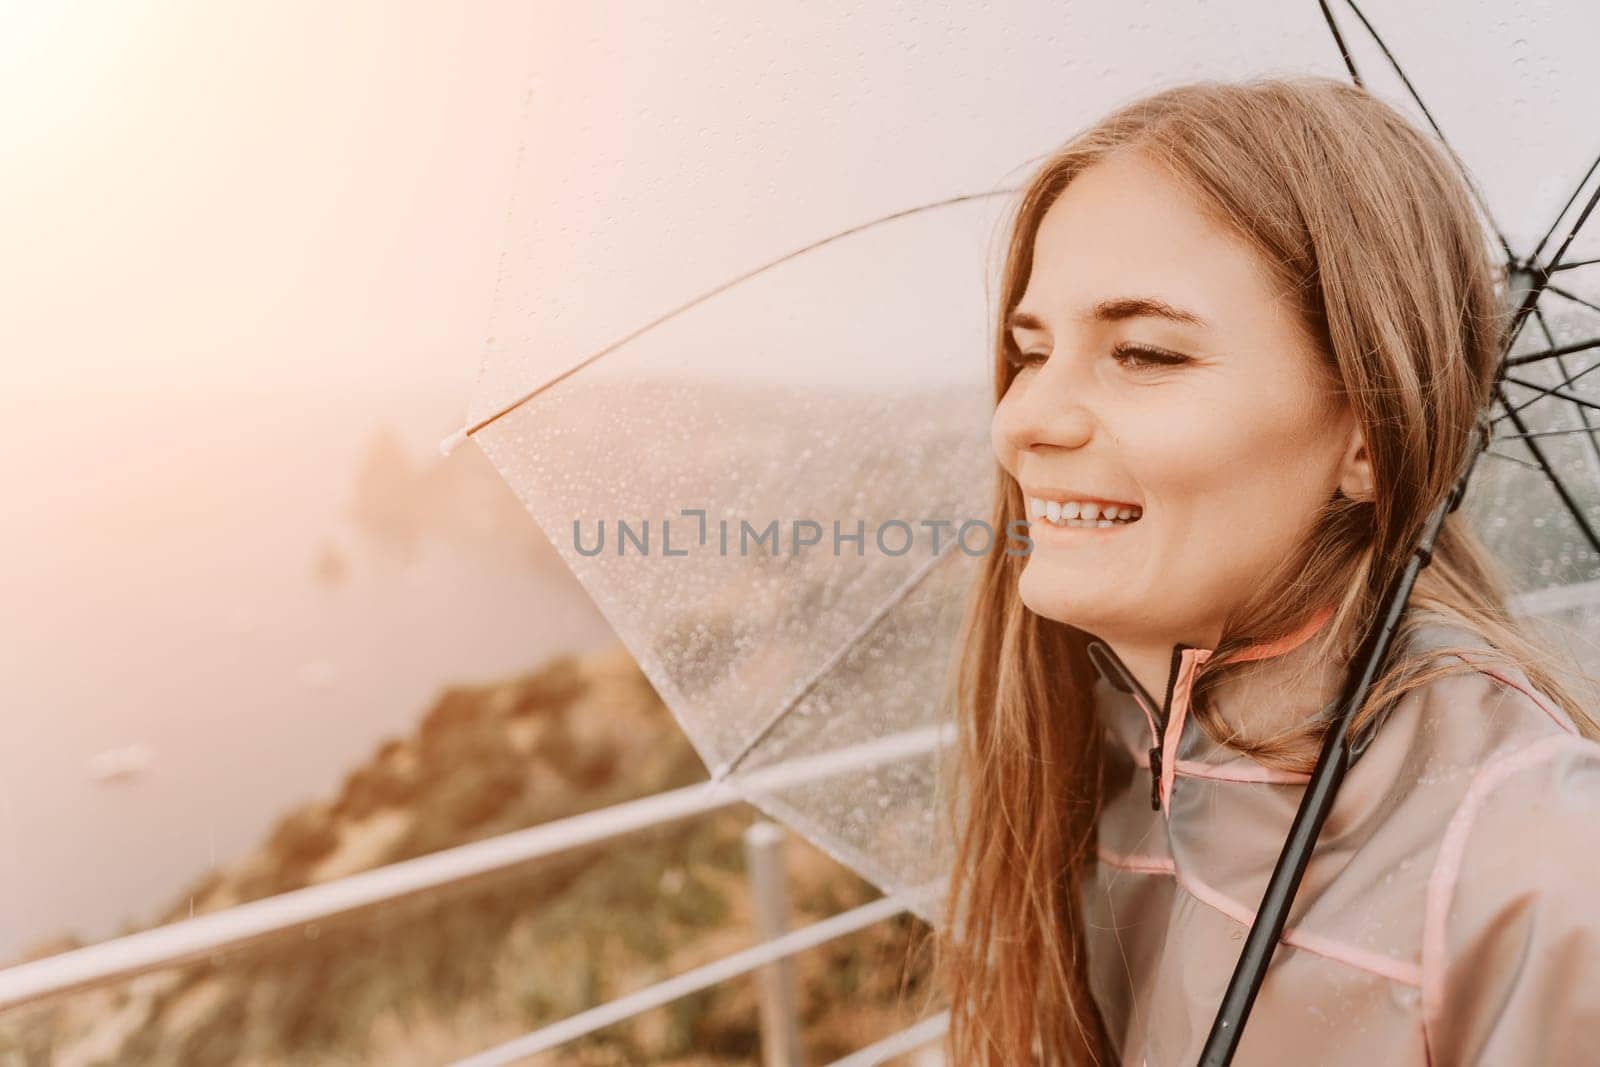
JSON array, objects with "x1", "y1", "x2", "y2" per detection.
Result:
[{"x1": 993, "y1": 368, "x2": 1097, "y2": 457}]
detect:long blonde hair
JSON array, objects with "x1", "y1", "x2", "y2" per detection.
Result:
[{"x1": 932, "y1": 75, "x2": 1600, "y2": 1065}]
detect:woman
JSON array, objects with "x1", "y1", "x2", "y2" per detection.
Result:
[{"x1": 934, "y1": 76, "x2": 1600, "y2": 1065}]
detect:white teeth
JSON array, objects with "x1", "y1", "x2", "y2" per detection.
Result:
[{"x1": 1023, "y1": 496, "x2": 1143, "y2": 528}]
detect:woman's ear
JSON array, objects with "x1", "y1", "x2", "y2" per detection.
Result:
[{"x1": 1338, "y1": 424, "x2": 1375, "y2": 503}]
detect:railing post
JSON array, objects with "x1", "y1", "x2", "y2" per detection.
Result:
[{"x1": 745, "y1": 820, "x2": 804, "y2": 1067}]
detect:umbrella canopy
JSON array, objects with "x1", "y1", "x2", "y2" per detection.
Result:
[{"x1": 447, "y1": 0, "x2": 1600, "y2": 941}]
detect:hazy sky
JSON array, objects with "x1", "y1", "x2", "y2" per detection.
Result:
[
  {"x1": 0, "y1": 2, "x2": 562, "y2": 955},
  {"x1": 1, "y1": 1, "x2": 536, "y2": 395},
  {"x1": 4, "y1": 1, "x2": 1595, "y2": 408}
]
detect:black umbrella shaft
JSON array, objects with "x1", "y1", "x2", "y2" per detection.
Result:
[{"x1": 1197, "y1": 466, "x2": 1475, "y2": 1065}]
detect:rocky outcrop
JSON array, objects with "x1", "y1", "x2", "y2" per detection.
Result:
[{"x1": 1, "y1": 646, "x2": 937, "y2": 1065}]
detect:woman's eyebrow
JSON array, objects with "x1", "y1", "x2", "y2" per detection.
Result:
[
  {"x1": 1006, "y1": 297, "x2": 1211, "y2": 335},
  {"x1": 1086, "y1": 296, "x2": 1210, "y2": 328}
]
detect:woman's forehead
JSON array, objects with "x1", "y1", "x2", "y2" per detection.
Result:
[{"x1": 1022, "y1": 153, "x2": 1284, "y2": 333}]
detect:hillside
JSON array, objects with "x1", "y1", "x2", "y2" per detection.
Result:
[{"x1": 1, "y1": 645, "x2": 942, "y2": 1065}]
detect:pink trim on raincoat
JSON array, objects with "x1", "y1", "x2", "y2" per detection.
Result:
[
  {"x1": 1157, "y1": 605, "x2": 1336, "y2": 811},
  {"x1": 1083, "y1": 615, "x2": 1600, "y2": 1065}
]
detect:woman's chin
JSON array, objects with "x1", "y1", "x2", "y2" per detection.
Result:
[{"x1": 1016, "y1": 566, "x2": 1107, "y2": 628}]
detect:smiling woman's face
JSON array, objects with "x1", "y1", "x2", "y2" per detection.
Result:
[{"x1": 991, "y1": 149, "x2": 1369, "y2": 649}]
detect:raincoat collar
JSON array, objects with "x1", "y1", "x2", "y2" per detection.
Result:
[{"x1": 1085, "y1": 604, "x2": 1338, "y2": 813}]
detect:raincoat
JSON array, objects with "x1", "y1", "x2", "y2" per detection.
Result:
[{"x1": 1083, "y1": 609, "x2": 1600, "y2": 1065}]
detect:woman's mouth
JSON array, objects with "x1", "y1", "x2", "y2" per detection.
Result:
[{"x1": 1025, "y1": 496, "x2": 1143, "y2": 529}]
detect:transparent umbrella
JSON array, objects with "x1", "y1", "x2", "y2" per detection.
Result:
[{"x1": 442, "y1": 0, "x2": 1600, "y2": 993}]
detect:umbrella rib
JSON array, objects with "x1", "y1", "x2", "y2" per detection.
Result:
[
  {"x1": 1536, "y1": 296, "x2": 1560, "y2": 351},
  {"x1": 1497, "y1": 358, "x2": 1600, "y2": 422},
  {"x1": 1499, "y1": 160, "x2": 1600, "y2": 362},
  {"x1": 1492, "y1": 380, "x2": 1600, "y2": 557},
  {"x1": 1495, "y1": 424, "x2": 1600, "y2": 443},
  {"x1": 1499, "y1": 374, "x2": 1600, "y2": 418},
  {"x1": 1495, "y1": 308, "x2": 1600, "y2": 419},
  {"x1": 1552, "y1": 256, "x2": 1600, "y2": 274},
  {"x1": 1546, "y1": 282, "x2": 1600, "y2": 317},
  {"x1": 1507, "y1": 305, "x2": 1600, "y2": 486},
  {"x1": 1504, "y1": 309, "x2": 1600, "y2": 424},
  {"x1": 443, "y1": 188, "x2": 1021, "y2": 452},
  {"x1": 1316, "y1": 0, "x2": 1363, "y2": 85},
  {"x1": 1550, "y1": 350, "x2": 1600, "y2": 516},
  {"x1": 1328, "y1": 1, "x2": 1515, "y2": 263},
  {"x1": 1538, "y1": 158, "x2": 1600, "y2": 275},
  {"x1": 1502, "y1": 334, "x2": 1600, "y2": 369},
  {"x1": 712, "y1": 540, "x2": 960, "y2": 781},
  {"x1": 1531, "y1": 148, "x2": 1600, "y2": 266},
  {"x1": 1483, "y1": 448, "x2": 1543, "y2": 472}
]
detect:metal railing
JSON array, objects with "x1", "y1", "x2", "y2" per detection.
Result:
[{"x1": 0, "y1": 727, "x2": 951, "y2": 1065}]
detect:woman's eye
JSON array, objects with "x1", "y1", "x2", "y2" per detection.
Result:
[
  {"x1": 1006, "y1": 344, "x2": 1189, "y2": 372},
  {"x1": 1112, "y1": 342, "x2": 1189, "y2": 370},
  {"x1": 1006, "y1": 350, "x2": 1049, "y2": 370}
]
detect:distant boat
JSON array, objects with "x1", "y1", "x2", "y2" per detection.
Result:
[{"x1": 86, "y1": 743, "x2": 155, "y2": 784}]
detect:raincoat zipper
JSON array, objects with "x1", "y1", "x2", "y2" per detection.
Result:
[
  {"x1": 1149, "y1": 642, "x2": 1192, "y2": 811},
  {"x1": 1087, "y1": 639, "x2": 1196, "y2": 811}
]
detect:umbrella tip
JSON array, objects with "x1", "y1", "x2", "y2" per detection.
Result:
[{"x1": 438, "y1": 425, "x2": 471, "y2": 456}]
